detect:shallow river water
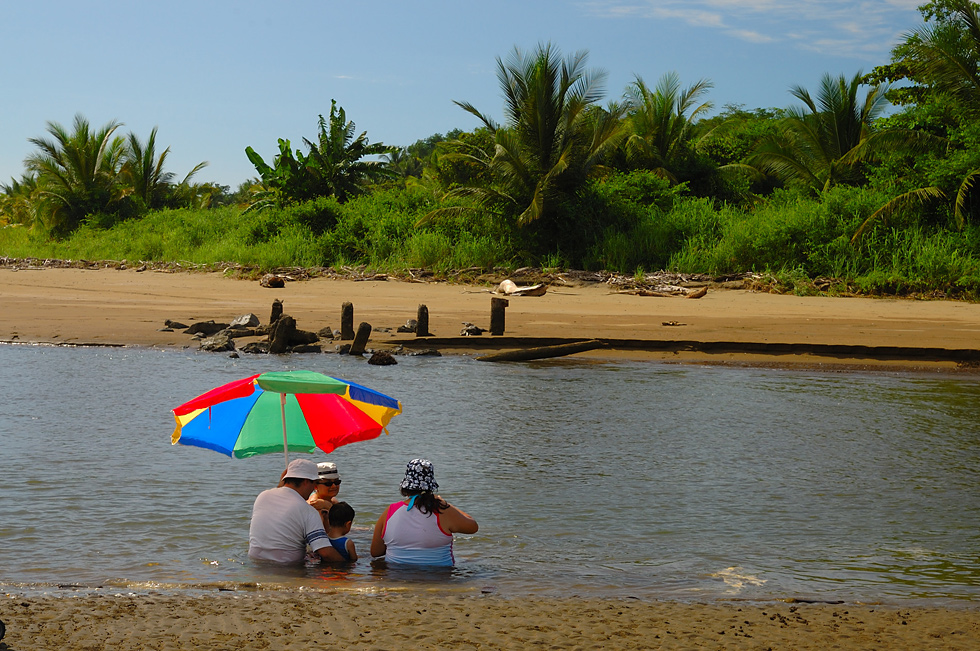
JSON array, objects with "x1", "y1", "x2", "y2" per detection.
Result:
[{"x1": 0, "y1": 344, "x2": 977, "y2": 603}]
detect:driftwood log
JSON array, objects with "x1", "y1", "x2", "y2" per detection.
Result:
[{"x1": 476, "y1": 339, "x2": 605, "y2": 362}]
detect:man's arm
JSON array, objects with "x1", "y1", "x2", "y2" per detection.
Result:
[{"x1": 313, "y1": 544, "x2": 345, "y2": 562}]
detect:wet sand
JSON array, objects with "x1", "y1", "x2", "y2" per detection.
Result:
[{"x1": 1, "y1": 591, "x2": 978, "y2": 650}]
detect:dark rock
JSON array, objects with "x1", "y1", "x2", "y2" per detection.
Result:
[
  {"x1": 158, "y1": 327, "x2": 174, "y2": 332},
  {"x1": 397, "y1": 319, "x2": 418, "y2": 333},
  {"x1": 317, "y1": 326, "x2": 335, "y2": 339},
  {"x1": 290, "y1": 343, "x2": 322, "y2": 354},
  {"x1": 335, "y1": 343, "x2": 352, "y2": 354},
  {"x1": 185, "y1": 320, "x2": 229, "y2": 336},
  {"x1": 406, "y1": 349, "x2": 442, "y2": 357},
  {"x1": 200, "y1": 332, "x2": 235, "y2": 352},
  {"x1": 241, "y1": 341, "x2": 270, "y2": 354},
  {"x1": 219, "y1": 327, "x2": 259, "y2": 339},
  {"x1": 269, "y1": 315, "x2": 297, "y2": 354},
  {"x1": 165, "y1": 319, "x2": 188, "y2": 329},
  {"x1": 231, "y1": 313, "x2": 260, "y2": 327},
  {"x1": 260, "y1": 274, "x2": 285, "y2": 288},
  {"x1": 290, "y1": 329, "x2": 320, "y2": 345},
  {"x1": 228, "y1": 352, "x2": 240, "y2": 359},
  {"x1": 460, "y1": 322, "x2": 485, "y2": 336},
  {"x1": 368, "y1": 351, "x2": 398, "y2": 365}
]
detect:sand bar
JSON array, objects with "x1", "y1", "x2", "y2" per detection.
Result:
[{"x1": 3, "y1": 267, "x2": 980, "y2": 369}]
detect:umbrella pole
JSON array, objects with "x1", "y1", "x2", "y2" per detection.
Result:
[{"x1": 280, "y1": 392, "x2": 289, "y2": 469}]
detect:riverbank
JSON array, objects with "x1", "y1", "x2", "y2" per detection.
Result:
[
  {"x1": 1, "y1": 590, "x2": 977, "y2": 650},
  {"x1": 3, "y1": 266, "x2": 980, "y2": 370}
]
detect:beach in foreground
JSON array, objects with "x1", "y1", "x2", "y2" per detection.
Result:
[{"x1": 2, "y1": 591, "x2": 978, "y2": 650}]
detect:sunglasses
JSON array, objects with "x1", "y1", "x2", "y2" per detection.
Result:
[{"x1": 318, "y1": 479, "x2": 341, "y2": 486}]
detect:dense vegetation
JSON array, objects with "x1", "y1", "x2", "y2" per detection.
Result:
[{"x1": 4, "y1": 1, "x2": 980, "y2": 298}]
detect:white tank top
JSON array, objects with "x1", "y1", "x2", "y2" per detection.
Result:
[{"x1": 382, "y1": 498, "x2": 454, "y2": 566}]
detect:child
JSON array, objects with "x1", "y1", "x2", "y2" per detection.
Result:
[{"x1": 326, "y1": 501, "x2": 357, "y2": 562}]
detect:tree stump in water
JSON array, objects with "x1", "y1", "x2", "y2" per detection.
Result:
[
  {"x1": 269, "y1": 315, "x2": 297, "y2": 354},
  {"x1": 269, "y1": 299, "x2": 283, "y2": 326},
  {"x1": 341, "y1": 302, "x2": 354, "y2": 340},
  {"x1": 490, "y1": 297, "x2": 508, "y2": 336},
  {"x1": 349, "y1": 322, "x2": 372, "y2": 355},
  {"x1": 416, "y1": 304, "x2": 432, "y2": 337}
]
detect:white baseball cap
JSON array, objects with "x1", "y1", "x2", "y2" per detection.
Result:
[{"x1": 284, "y1": 458, "x2": 319, "y2": 481}]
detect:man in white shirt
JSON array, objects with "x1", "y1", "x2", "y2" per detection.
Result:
[{"x1": 248, "y1": 458, "x2": 343, "y2": 563}]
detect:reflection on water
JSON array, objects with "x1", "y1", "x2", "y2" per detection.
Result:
[{"x1": 0, "y1": 343, "x2": 978, "y2": 602}]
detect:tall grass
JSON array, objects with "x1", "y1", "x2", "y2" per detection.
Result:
[{"x1": 3, "y1": 181, "x2": 980, "y2": 298}]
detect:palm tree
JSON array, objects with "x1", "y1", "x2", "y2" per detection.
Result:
[
  {"x1": 622, "y1": 72, "x2": 714, "y2": 182},
  {"x1": 746, "y1": 72, "x2": 925, "y2": 193},
  {"x1": 904, "y1": 0, "x2": 980, "y2": 225},
  {"x1": 25, "y1": 114, "x2": 127, "y2": 236},
  {"x1": 441, "y1": 43, "x2": 624, "y2": 227},
  {"x1": 123, "y1": 127, "x2": 207, "y2": 210}
]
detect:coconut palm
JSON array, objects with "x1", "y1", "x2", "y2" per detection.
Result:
[
  {"x1": 904, "y1": 0, "x2": 980, "y2": 225},
  {"x1": 746, "y1": 72, "x2": 921, "y2": 193},
  {"x1": 440, "y1": 43, "x2": 624, "y2": 227},
  {"x1": 124, "y1": 127, "x2": 207, "y2": 210},
  {"x1": 622, "y1": 72, "x2": 714, "y2": 182},
  {"x1": 25, "y1": 114, "x2": 128, "y2": 236}
]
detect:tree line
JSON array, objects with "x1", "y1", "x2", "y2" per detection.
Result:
[{"x1": 3, "y1": 1, "x2": 980, "y2": 290}]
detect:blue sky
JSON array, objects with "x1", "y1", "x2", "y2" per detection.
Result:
[{"x1": 2, "y1": 1, "x2": 924, "y2": 189}]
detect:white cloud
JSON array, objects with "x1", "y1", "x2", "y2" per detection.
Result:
[{"x1": 580, "y1": 0, "x2": 923, "y2": 56}]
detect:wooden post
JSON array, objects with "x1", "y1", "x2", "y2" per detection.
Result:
[
  {"x1": 341, "y1": 302, "x2": 354, "y2": 340},
  {"x1": 416, "y1": 304, "x2": 432, "y2": 337},
  {"x1": 349, "y1": 322, "x2": 372, "y2": 355},
  {"x1": 269, "y1": 299, "x2": 283, "y2": 325},
  {"x1": 490, "y1": 297, "x2": 508, "y2": 336},
  {"x1": 269, "y1": 315, "x2": 297, "y2": 354}
]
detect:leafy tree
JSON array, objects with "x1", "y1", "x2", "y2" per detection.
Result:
[
  {"x1": 621, "y1": 72, "x2": 714, "y2": 182},
  {"x1": 747, "y1": 72, "x2": 931, "y2": 194},
  {"x1": 24, "y1": 114, "x2": 129, "y2": 236},
  {"x1": 856, "y1": 1, "x2": 980, "y2": 237},
  {"x1": 245, "y1": 100, "x2": 396, "y2": 211},
  {"x1": 0, "y1": 173, "x2": 38, "y2": 226},
  {"x1": 123, "y1": 127, "x2": 207, "y2": 210},
  {"x1": 437, "y1": 43, "x2": 625, "y2": 238}
]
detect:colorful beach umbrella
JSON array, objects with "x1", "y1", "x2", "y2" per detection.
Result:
[{"x1": 171, "y1": 370, "x2": 402, "y2": 464}]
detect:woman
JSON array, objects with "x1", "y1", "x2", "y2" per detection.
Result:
[
  {"x1": 370, "y1": 458, "x2": 478, "y2": 566},
  {"x1": 308, "y1": 462, "x2": 342, "y2": 527}
]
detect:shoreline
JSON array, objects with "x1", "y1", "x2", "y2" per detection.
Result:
[
  {"x1": 2, "y1": 589, "x2": 977, "y2": 649},
  {"x1": 3, "y1": 267, "x2": 980, "y2": 371}
]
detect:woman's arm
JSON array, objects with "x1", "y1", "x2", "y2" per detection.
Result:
[
  {"x1": 370, "y1": 511, "x2": 388, "y2": 557},
  {"x1": 440, "y1": 502, "x2": 478, "y2": 534}
]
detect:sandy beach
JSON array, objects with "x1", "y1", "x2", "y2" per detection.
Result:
[
  {"x1": 3, "y1": 265, "x2": 980, "y2": 370},
  {"x1": 2, "y1": 265, "x2": 979, "y2": 649},
  {"x1": 1, "y1": 590, "x2": 977, "y2": 650}
]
